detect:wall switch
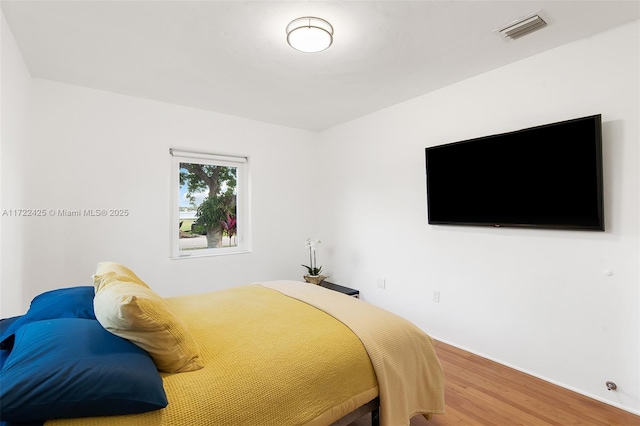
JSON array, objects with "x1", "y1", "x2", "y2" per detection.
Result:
[
  {"x1": 377, "y1": 278, "x2": 386, "y2": 289},
  {"x1": 433, "y1": 291, "x2": 440, "y2": 303}
]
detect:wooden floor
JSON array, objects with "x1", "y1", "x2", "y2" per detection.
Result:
[{"x1": 350, "y1": 340, "x2": 639, "y2": 426}]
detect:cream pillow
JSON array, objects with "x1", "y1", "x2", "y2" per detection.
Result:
[
  {"x1": 93, "y1": 261, "x2": 150, "y2": 292},
  {"x1": 93, "y1": 262, "x2": 203, "y2": 373}
]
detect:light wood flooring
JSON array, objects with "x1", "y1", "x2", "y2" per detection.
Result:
[{"x1": 350, "y1": 340, "x2": 639, "y2": 425}]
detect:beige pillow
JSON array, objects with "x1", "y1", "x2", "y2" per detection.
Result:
[
  {"x1": 93, "y1": 262, "x2": 203, "y2": 373},
  {"x1": 93, "y1": 261, "x2": 150, "y2": 291}
]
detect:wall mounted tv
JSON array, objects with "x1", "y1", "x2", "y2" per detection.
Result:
[{"x1": 425, "y1": 114, "x2": 604, "y2": 231}]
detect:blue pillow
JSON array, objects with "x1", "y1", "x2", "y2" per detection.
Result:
[
  {"x1": 0, "y1": 286, "x2": 96, "y2": 349},
  {"x1": 0, "y1": 317, "x2": 21, "y2": 370},
  {"x1": 0, "y1": 318, "x2": 168, "y2": 423}
]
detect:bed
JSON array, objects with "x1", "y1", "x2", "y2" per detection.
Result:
[{"x1": 0, "y1": 263, "x2": 444, "y2": 426}]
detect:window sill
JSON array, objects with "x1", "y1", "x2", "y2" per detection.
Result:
[{"x1": 171, "y1": 248, "x2": 251, "y2": 260}]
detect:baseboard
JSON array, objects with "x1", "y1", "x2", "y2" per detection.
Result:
[{"x1": 431, "y1": 336, "x2": 640, "y2": 417}]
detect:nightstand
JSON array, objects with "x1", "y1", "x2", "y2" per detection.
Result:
[{"x1": 319, "y1": 281, "x2": 359, "y2": 298}]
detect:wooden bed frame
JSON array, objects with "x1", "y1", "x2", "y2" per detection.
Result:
[{"x1": 331, "y1": 398, "x2": 380, "y2": 426}]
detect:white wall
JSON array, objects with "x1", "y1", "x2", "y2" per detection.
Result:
[
  {"x1": 0, "y1": 12, "x2": 31, "y2": 318},
  {"x1": 318, "y1": 20, "x2": 640, "y2": 413},
  {"x1": 3, "y1": 77, "x2": 319, "y2": 303}
]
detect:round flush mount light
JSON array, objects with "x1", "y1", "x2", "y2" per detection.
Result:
[{"x1": 286, "y1": 17, "x2": 333, "y2": 53}]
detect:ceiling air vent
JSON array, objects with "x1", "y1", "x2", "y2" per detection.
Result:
[{"x1": 496, "y1": 13, "x2": 547, "y2": 40}]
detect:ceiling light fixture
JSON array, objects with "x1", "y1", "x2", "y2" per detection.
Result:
[{"x1": 286, "y1": 17, "x2": 333, "y2": 53}]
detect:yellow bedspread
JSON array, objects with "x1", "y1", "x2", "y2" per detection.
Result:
[
  {"x1": 47, "y1": 284, "x2": 378, "y2": 426},
  {"x1": 261, "y1": 280, "x2": 445, "y2": 426}
]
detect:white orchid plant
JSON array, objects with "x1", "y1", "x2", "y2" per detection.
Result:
[{"x1": 302, "y1": 238, "x2": 322, "y2": 276}]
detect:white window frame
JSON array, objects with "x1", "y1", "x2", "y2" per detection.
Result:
[{"x1": 170, "y1": 149, "x2": 250, "y2": 259}]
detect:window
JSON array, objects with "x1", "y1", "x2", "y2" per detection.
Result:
[{"x1": 170, "y1": 149, "x2": 249, "y2": 258}]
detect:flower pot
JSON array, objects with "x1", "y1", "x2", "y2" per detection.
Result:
[{"x1": 303, "y1": 274, "x2": 326, "y2": 285}]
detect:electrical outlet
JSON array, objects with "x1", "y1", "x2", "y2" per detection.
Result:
[
  {"x1": 433, "y1": 291, "x2": 440, "y2": 303},
  {"x1": 377, "y1": 278, "x2": 386, "y2": 289}
]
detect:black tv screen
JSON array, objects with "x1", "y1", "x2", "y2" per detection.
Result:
[{"x1": 425, "y1": 114, "x2": 604, "y2": 231}]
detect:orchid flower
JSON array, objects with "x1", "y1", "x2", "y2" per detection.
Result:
[{"x1": 302, "y1": 238, "x2": 322, "y2": 276}]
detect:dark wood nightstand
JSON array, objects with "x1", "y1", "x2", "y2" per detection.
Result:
[{"x1": 319, "y1": 281, "x2": 359, "y2": 298}]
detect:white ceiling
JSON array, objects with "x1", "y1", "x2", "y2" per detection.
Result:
[{"x1": 2, "y1": 1, "x2": 639, "y2": 132}]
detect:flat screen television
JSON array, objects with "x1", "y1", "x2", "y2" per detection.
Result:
[{"x1": 425, "y1": 114, "x2": 604, "y2": 231}]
